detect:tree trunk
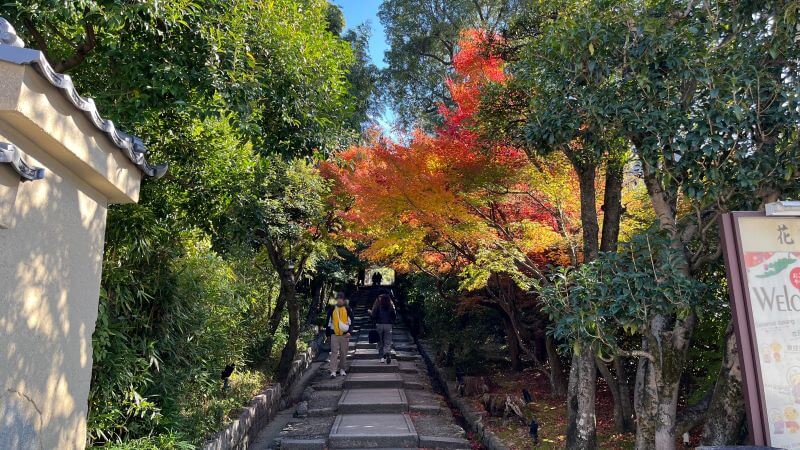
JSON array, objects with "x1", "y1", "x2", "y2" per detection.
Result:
[
  {"x1": 597, "y1": 159, "x2": 629, "y2": 433},
  {"x1": 305, "y1": 278, "x2": 326, "y2": 326},
  {"x1": 600, "y1": 159, "x2": 624, "y2": 252},
  {"x1": 576, "y1": 165, "x2": 600, "y2": 260},
  {"x1": 593, "y1": 157, "x2": 628, "y2": 434},
  {"x1": 565, "y1": 161, "x2": 600, "y2": 449},
  {"x1": 631, "y1": 156, "x2": 698, "y2": 449},
  {"x1": 503, "y1": 315, "x2": 523, "y2": 371},
  {"x1": 268, "y1": 292, "x2": 288, "y2": 334},
  {"x1": 614, "y1": 356, "x2": 636, "y2": 432},
  {"x1": 567, "y1": 345, "x2": 597, "y2": 450},
  {"x1": 596, "y1": 356, "x2": 635, "y2": 433},
  {"x1": 260, "y1": 292, "x2": 288, "y2": 362},
  {"x1": 547, "y1": 336, "x2": 568, "y2": 397},
  {"x1": 701, "y1": 322, "x2": 746, "y2": 445},
  {"x1": 276, "y1": 274, "x2": 299, "y2": 382},
  {"x1": 634, "y1": 339, "x2": 656, "y2": 450},
  {"x1": 634, "y1": 314, "x2": 695, "y2": 450}
]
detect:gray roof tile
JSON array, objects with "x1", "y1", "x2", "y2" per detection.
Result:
[{"x1": 0, "y1": 17, "x2": 167, "y2": 178}]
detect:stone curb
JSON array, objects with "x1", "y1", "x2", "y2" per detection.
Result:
[
  {"x1": 419, "y1": 435, "x2": 474, "y2": 448},
  {"x1": 416, "y1": 340, "x2": 511, "y2": 450},
  {"x1": 203, "y1": 330, "x2": 325, "y2": 450},
  {"x1": 276, "y1": 438, "x2": 327, "y2": 449}
]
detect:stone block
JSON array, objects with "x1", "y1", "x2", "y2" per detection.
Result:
[
  {"x1": 338, "y1": 389, "x2": 408, "y2": 414},
  {"x1": 348, "y1": 359, "x2": 400, "y2": 373},
  {"x1": 344, "y1": 372, "x2": 404, "y2": 389},
  {"x1": 419, "y1": 435, "x2": 472, "y2": 448},
  {"x1": 278, "y1": 438, "x2": 328, "y2": 449},
  {"x1": 328, "y1": 414, "x2": 418, "y2": 449}
]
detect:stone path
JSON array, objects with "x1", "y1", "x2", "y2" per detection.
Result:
[{"x1": 251, "y1": 296, "x2": 471, "y2": 449}]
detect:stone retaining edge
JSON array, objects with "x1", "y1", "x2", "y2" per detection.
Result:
[
  {"x1": 416, "y1": 339, "x2": 511, "y2": 450},
  {"x1": 203, "y1": 330, "x2": 325, "y2": 450}
]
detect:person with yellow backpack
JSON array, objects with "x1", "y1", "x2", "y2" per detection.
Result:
[{"x1": 326, "y1": 292, "x2": 353, "y2": 378}]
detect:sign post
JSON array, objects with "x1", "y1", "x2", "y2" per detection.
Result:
[{"x1": 721, "y1": 205, "x2": 800, "y2": 448}]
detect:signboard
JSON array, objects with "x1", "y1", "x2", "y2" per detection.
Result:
[{"x1": 721, "y1": 212, "x2": 800, "y2": 448}]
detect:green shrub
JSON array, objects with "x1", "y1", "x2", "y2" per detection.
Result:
[
  {"x1": 104, "y1": 433, "x2": 195, "y2": 450},
  {"x1": 401, "y1": 274, "x2": 500, "y2": 373},
  {"x1": 88, "y1": 228, "x2": 278, "y2": 446}
]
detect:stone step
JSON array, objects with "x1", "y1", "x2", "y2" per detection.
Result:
[
  {"x1": 338, "y1": 388, "x2": 408, "y2": 414},
  {"x1": 328, "y1": 414, "x2": 418, "y2": 449},
  {"x1": 275, "y1": 416, "x2": 336, "y2": 449},
  {"x1": 395, "y1": 352, "x2": 420, "y2": 362},
  {"x1": 398, "y1": 362, "x2": 420, "y2": 374},
  {"x1": 402, "y1": 379, "x2": 427, "y2": 390},
  {"x1": 349, "y1": 349, "x2": 383, "y2": 360},
  {"x1": 410, "y1": 414, "x2": 469, "y2": 449},
  {"x1": 351, "y1": 341, "x2": 415, "y2": 351},
  {"x1": 348, "y1": 359, "x2": 400, "y2": 373},
  {"x1": 349, "y1": 350, "x2": 418, "y2": 362},
  {"x1": 406, "y1": 390, "x2": 447, "y2": 415},
  {"x1": 393, "y1": 344, "x2": 417, "y2": 352},
  {"x1": 344, "y1": 372, "x2": 404, "y2": 389},
  {"x1": 312, "y1": 378, "x2": 345, "y2": 391}
]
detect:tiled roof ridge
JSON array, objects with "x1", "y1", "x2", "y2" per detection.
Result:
[
  {"x1": 0, "y1": 141, "x2": 45, "y2": 181},
  {"x1": 0, "y1": 17, "x2": 167, "y2": 178}
]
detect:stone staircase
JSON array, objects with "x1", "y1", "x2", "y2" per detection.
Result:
[{"x1": 254, "y1": 288, "x2": 471, "y2": 449}]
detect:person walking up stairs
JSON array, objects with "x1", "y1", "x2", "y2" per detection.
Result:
[
  {"x1": 326, "y1": 292, "x2": 352, "y2": 378},
  {"x1": 370, "y1": 293, "x2": 396, "y2": 364},
  {"x1": 251, "y1": 283, "x2": 472, "y2": 449}
]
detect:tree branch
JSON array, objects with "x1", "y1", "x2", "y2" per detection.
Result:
[
  {"x1": 676, "y1": 389, "x2": 712, "y2": 436},
  {"x1": 53, "y1": 22, "x2": 97, "y2": 72},
  {"x1": 23, "y1": 19, "x2": 52, "y2": 61}
]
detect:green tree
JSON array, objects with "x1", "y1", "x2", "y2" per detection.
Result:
[
  {"x1": 3, "y1": 0, "x2": 371, "y2": 445},
  {"x1": 89, "y1": 112, "x2": 263, "y2": 444},
  {"x1": 6, "y1": 0, "x2": 360, "y2": 154},
  {"x1": 342, "y1": 23, "x2": 382, "y2": 132},
  {"x1": 616, "y1": 1, "x2": 800, "y2": 446},
  {"x1": 482, "y1": 2, "x2": 633, "y2": 443},
  {"x1": 236, "y1": 156, "x2": 340, "y2": 382},
  {"x1": 496, "y1": 0, "x2": 800, "y2": 447},
  {"x1": 378, "y1": 0, "x2": 521, "y2": 128},
  {"x1": 213, "y1": 0, "x2": 357, "y2": 155}
]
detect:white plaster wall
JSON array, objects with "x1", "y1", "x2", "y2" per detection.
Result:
[{"x1": 0, "y1": 129, "x2": 108, "y2": 449}]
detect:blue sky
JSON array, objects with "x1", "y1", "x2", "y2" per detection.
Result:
[
  {"x1": 333, "y1": 0, "x2": 388, "y2": 69},
  {"x1": 333, "y1": 0, "x2": 397, "y2": 131}
]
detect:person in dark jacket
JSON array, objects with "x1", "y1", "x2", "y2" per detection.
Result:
[
  {"x1": 370, "y1": 293, "x2": 396, "y2": 363},
  {"x1": 326, "y1": 292, "x2": 353, "y2": 377},
  {"x1": 371, "y1": 271, "x2": 383, "y2": 286}
]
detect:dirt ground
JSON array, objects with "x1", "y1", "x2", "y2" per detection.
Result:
[{"x1": 461, "y1": 369, "x2": 636, "y2": 450}]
